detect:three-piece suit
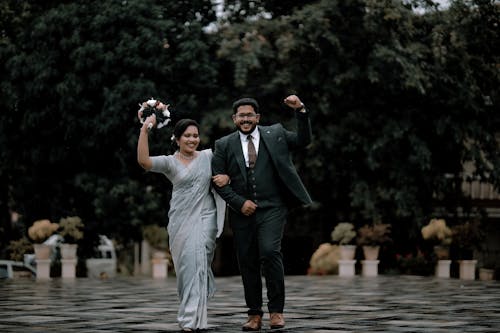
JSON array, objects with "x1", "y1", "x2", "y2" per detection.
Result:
[{"x1": 211, "y1": 110, "x2": 312, "y2": 316}]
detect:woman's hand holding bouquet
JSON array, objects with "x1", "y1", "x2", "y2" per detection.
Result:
[{"x1": 138, "y1": 98, "x2": 171, "y2": 130}]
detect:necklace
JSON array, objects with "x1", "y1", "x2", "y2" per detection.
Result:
[{"x1": 177, "y1": 151, "x2": 196, "y2": 160}]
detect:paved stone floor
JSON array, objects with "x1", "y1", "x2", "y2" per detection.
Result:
[{"x1": 0, "y1": 275, "x2": 499, "y2": 332}]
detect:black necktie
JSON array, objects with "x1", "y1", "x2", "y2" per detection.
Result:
[{"x1": 247, "y1": 135, "x2": 256, "y2": 168}]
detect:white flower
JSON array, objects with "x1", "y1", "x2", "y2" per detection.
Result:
[
  {"x1": 138, "y1": 97, "x2": 172, "y2": 130},
  {"x1": 157, "y1": 117, "x2": 171, "y2": 129},
  {"x1": 146, "y1": 99, "x2": 157, "y2": 107}
]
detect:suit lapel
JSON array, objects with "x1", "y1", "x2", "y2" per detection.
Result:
[
  {"x1": 259, "y1": 126, "x2": 271, "y2": 146},
  {"x1": 230, "y1": 133, "x2": 247, "y2": 180},
  {"x1": 259, "y1": 126, "x2": 277, "y2": 165}
]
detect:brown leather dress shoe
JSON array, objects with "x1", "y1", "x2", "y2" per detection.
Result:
[
  {"x1": 242, "y1": 314, "x2": 262, "y2": 331},
  {"x1": 269, "y1": 312, "x2": 285, "y2": 329}
]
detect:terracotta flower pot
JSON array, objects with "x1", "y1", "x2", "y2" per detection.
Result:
[
  {"x1": 339, "y1": 245, "x2": 356, "y2": 260},
  {"x1": 362, "y1": 245, "x2": 380, "y2": 260},
  {"x1": 61, "y1": 243, "x2": 78, "y2": 259},
  {"x1": 34, "y1": 244, "x2": 51, "y2": 260}
]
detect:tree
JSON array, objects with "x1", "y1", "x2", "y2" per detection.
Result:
[
  {"x1": 213, "y1": 0, "x2": 500, "y2": 244},
  {"x1": 0, "y1": 0, "x2": 220, "y2": 247}
]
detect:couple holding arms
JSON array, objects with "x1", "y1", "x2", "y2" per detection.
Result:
[{"x1": 137, "y1": 94, "x2": 312, "y2": 332}]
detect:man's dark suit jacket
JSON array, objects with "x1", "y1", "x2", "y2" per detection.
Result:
[{"x1": 212, "y1": 112, "x2": 313, "y2": 213}]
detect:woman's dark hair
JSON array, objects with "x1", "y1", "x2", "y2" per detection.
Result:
[{"x1": 171, "y1": 119, "x2": 200, "y2": 150}]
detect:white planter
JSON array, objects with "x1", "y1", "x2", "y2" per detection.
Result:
[
  {"x1": 459, "y1": 260, "x2": 477, "y2": 280},
  {"x1": 36, "y1": 259, "x2": 51, "y2": 280},
  {"x1": 479, "y1": 268, "x2": 494, "y2": 281},
  {"x1": 339, "y1": 245, "x2": 356, "y2": 260},
  {"x1": 435, "y1": 260, "x2": 451, "y2": 278},
  {"x1": 361, "y1": 260, "x2": 379, "y2": 277},
  {"x1": 60, "y1": 244, "x2": 78, "y2": 259},
  {"x1": 61, "y1": 259, "x2": 77, "y2": 278},
  {"x1": 152, "y1": 258, "x2": 169, "y2": 279},
  {"x1": 338, "y1": 260, "x2": 356, "y2": 277}
]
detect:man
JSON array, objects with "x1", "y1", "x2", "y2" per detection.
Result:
[{"x1": 211, "y1": 95, "x2": 313, "y2": 331}]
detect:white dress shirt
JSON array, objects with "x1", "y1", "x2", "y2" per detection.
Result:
[{"x1": 239, "y1": 127, "x2": 260, "y2": 168}]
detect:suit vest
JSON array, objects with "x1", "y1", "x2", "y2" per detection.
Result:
[{"x1": 246, "y1": 139, "x2": 286, "y2": 208}]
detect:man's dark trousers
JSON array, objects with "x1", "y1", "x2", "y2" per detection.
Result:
[{"x1": 230, "y1": 205, "x2": 287, "y2": 316}]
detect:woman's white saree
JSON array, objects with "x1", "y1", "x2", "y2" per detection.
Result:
[{"x1": 150, "y1": 149, "x2": 225, "y2": 330}]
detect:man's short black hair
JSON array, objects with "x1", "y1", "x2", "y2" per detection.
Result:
[{"x1": 232, "y1": 97, "x2": 259, "y2": 114}]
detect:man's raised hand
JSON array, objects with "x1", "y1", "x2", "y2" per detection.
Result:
[{"x1": 283, "y1": 95, "x2": 304, "y2": 111}]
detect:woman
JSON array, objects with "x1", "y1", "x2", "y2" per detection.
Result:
[{"x1": 137, "y1": 112, "x2": 228, "y2": 332}]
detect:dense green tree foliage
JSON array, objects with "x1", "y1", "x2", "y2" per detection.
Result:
[
  {"x1": 0, "y1": 0, "x2": 220, "y2": 252},
  {"x1": 1, "y1": 0, "x2": 498, "y2": 262},
  {"x1": 213, "y1": 0, "x2": 499, "y2": 243}
]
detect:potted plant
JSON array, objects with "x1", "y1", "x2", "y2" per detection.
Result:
[
  {"x1": 143, "y1": 224, "x2": 170, "y2": 278},
  {"x1": 452, "y1": 219, "x2": 484, "y2": 280},
  {"x1": 28, "y1": 219, "x2": 59, "y2": 259},
  {"x1": 143, "y1": 224, "x2": 169, "y2": 255},
  {"x1": 307, "y1": 243, "x2": 340, "y2": 275},
  {"x1": 7, "y1": 237, "x2": 34, "y2": 262},
  {"x1": 331, "y1": 222, "x2": 357, "y2": 260},
  {"x1": 421, "y1": 218, "x2": 452, "y2": 260},
  {"x1": 478, "y1": 243, "x2": 496, "y2": 281},
  {"x1": 58, "y1": 216, "x2": 84, "y2": 259},
  {"x1": 356, "y1": 223, "x2": 392, "y2": 260},
  {"x1": 452, "y1": 219, "x2": 483, "y2": 260}
]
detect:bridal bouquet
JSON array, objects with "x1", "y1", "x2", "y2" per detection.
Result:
[{"x1": 138, "y1": 98, "x2": 171, "y2": 129}]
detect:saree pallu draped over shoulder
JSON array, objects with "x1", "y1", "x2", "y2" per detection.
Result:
[{"x1": 150, "y1": 149, "x2": 225, "y2": 330}]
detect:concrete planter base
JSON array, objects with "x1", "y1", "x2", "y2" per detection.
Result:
[
  {"x1": 36, "y1": 259, "x2": 51, "y2": 280},
  {"x1": 435, "y1": 260, "x2": 451, "y2": 278},
  {"x1": 361, "y1": 260, "x2": 379, "y2": 277},
  {"x1": 459, "y1": 260, "x2": 477, "y2": 280},
  {"x1": 338, "y1": 260, "x2": 356, "y2": 277}
]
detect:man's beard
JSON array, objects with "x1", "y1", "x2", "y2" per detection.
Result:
[{"x1": 237, "y1": 122, "x2": 257, "y2": 135}]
